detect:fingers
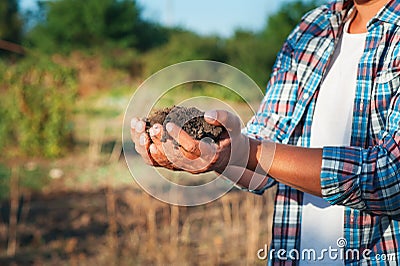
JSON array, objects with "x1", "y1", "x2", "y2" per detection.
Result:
[
  {"x1": 130, "y1": 118, "x2": 144, "y2": 149},
  {"x1": 163, "y1": 141, "x2": 210, "y2": 174},
  {"x1": 133, "y1": 118, "x2": 145, "y2": 133},
  {"x1": 149, "y1": 123, "x2": 163, "y2": 146},
  {"x1": 149, "y1": 143, "x2": 175, "y2": 169},
  {"x1": 166, "y1": 122, "x2": 201, "y2": 156},
  {"x1": 151, "y1": 123, "x2": 217, "y2": 172},
  {"x1": 130, "y1": 117, "x2": 140, "y2": 140},
  {"x1": 137, "y1": 133, "x2": 155, "y2": 165},
  {"x1": 130, "y1": 118, "x2": 157, "y2": 166},
  {"x1": 204, "y1": 110, "x2": 242, "y2": 136},
  {"x1": 148, "y1": 123, "x2": 196, "y2": 170},
  {"x1": 130, "y1": 118, "x2": 146, "y2": 144},
  {"x1": 130, "y1": 116, "x2": 226, "y2": 174},
  {"x1": 148, "y1": 124, "x2": 174, "y2": 168},
  {"x1": 176, "y1": 137, "x2": 214, "y2": 160}
]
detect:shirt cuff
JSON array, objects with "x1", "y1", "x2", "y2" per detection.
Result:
[{"x1": 320, "y1": 146, "x2": 363, "y2": 205}]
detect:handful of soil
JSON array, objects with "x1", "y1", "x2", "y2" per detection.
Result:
[{"x1": 144, "y1": 106, "x2": 225, "y2": 143}]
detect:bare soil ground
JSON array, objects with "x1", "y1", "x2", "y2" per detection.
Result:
[{"x1": 0, "y1": 183, "x2": 275, "y2": 265}]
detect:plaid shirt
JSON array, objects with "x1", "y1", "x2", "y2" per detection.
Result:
[{"x1": 246, "y1": 0, "x2": 400, "y2": 265}]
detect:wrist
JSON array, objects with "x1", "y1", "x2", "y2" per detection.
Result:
[
  {"x1": 213, "y1": 134, "x2": 250, "y2": 173},
  {"x1": 230, "y1": 134, "x2": 251, "y2": 167},
  {"x1": 248, "y1": 138, "x2": 276, "y2": 175},
  {"x1": 258, "y1": 140, "x2": 276, "y2": 175}
]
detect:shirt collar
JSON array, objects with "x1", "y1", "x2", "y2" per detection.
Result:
[
  {"x1": 323, "y1": 0, "x2": 353, "y2": 40},
  {"x1": 328, "y1": 0, "x2": 400, "y2": 29},
  {"x1": 370, "y1": 0, "x2": 400, "y2": 28}
]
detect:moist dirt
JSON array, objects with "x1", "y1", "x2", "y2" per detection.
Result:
[{"x1": 144, "y1": 106, "x2": 225, "y2": 143}]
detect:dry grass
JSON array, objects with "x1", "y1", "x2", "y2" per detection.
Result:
[{"x1": 0, "y1": 178, "x2": 276, "y2": 265}]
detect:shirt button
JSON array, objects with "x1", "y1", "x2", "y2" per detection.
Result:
[{"x1": 303, "y1": 92, "x2": 310, "y2": 99}]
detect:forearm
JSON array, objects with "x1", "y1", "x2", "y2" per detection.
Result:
[
  {"x1": 321, "y1": 135, "x2": 400, "y2": 217},
  {"x1": 247, "y1": 138, "x2": 323, "y2": 196}
]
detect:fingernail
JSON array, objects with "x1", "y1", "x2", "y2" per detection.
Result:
[
  {"x1": 131, "y1": 118, "x2": 138, "y2": 128},
  {"x1": 153, "y1": 124, "x2": 161, "y2": 133},
  {"x1": 149, "y1": 126, "x2": 160, "y2": 137},
  {"x1": 149, "y1": 144, "x2": 157, "y2": 153},
  {"x1": 135, "y1": 121, "x2": 144, "y2": 132},
  {"x1": 139, "y1": 134, "x2": 146, "y2": 145},
  {"x1": 204, "y1": 110, "x2": 217, "y2": 121},
  {"x1": 149, "y1": 127, "x2": 155, "y2": 137},
  {"x1": 166, "y1": 123, "x2": 173, "y2": 132}
]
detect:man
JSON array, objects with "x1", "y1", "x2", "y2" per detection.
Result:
[{"x1": 131, "y1": 0, "x2": 400, "y2": 264}]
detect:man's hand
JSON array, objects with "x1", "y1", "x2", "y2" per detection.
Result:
[
  {"x1": 130, "y1": 118, "x2": 159, "y2": 166},
  {"x1": 130, "y1": 110, "x2": 250, "y2": 174}
]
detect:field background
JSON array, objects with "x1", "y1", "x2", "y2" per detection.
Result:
[{"x1": 0, "y1": 0, "x2": 319, "y2": 265}]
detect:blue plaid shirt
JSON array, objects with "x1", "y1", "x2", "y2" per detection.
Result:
[{"x1": 246, "y1": 0, "x2": 400, "y2": 265}]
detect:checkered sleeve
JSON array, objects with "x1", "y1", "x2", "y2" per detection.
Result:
[
  {"x1": 243, "y1": 24, "x2": 302, "y2": 195},
  {"x1": 321, "y1": 90, "x2": 400, "y2": 218}
]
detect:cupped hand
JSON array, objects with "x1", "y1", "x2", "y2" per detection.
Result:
[
  {"x1": 131, "y1": 110, "x2": 249, "y2": 174},
  {"x1": 130, "y1": 118, "x2": 180, "y2": 170},
  {"x1": 130, "y1": 118, "x2": 182, "y2": 171},
  {"x1": 142, "y1": 110, "x2": 249, "y2": 173}
]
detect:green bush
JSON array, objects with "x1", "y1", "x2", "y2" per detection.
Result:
[
  {"x1": 0, "y1": 56, "x2": 77, "y2": 158},
  {"x1": 26, "y1": 0, "x2": 168, "y2": 54},
  {"x1": 142, "y1": 30, "x2": 227, "y2": 77}
]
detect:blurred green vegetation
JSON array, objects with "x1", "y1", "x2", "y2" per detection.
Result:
[
  {"x1": 0, "y1": 164, "x2": 50, "y2": 201},
  {"x1": 0, "y1": 0, "x2": 320, "y2": 160},
  {"x1": 0, "y1": 1, "x2": 322, "y2": 262},
  {"x1": 0, "y1": 0, "x2": 22, "y2": 44},
  {"x1": 152, "y1": 83, "x2": 245, "y2": 108},
  {"x1": 0, "y1": 56, "x2": 76, "y2": 158},
  {"x1": 26, "y1": 0, "x2": 168, "y2": 53}
]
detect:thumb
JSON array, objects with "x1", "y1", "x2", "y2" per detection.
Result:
[{"x1": 204, "y1": 110, "x2": 242, "y2": 136}]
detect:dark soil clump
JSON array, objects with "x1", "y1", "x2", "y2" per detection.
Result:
[{"x1": 144, "y1": 106, "x2": 225, "y2": 143}]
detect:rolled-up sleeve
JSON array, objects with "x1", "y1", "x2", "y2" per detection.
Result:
[{"x1": 321, "y1": 91, "x2": 400, "y2": 218}]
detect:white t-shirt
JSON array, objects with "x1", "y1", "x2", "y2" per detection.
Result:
[{"x1": 299, "y1": 20, "x2": 366, "y2": 265}]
